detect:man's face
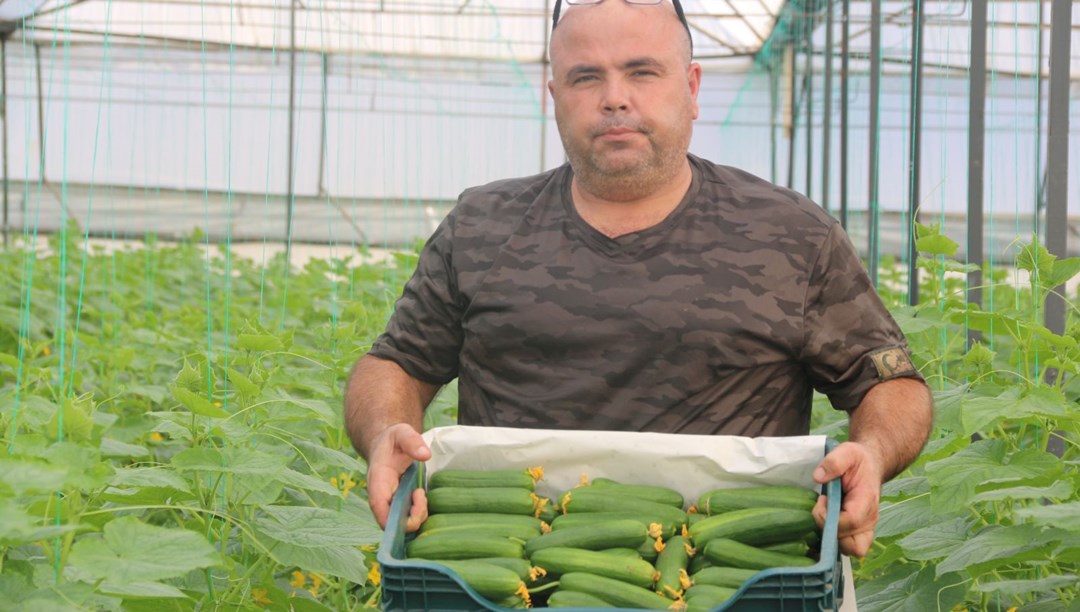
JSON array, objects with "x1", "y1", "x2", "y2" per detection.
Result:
[{"x1": 548, "y1": 1, "x2": 701, "y2": 199}]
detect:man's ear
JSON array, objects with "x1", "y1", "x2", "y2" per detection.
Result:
[{"x1": 687, "y1": 62, "x2": 702, "y2": 120}]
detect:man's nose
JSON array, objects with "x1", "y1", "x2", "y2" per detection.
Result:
[{"x1": 602, "y1": 81, "x2": 630, "y2": 112}]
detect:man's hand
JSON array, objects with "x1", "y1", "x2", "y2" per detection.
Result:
[
  {"x1": 812, "y1": 441, "x2": 884, "y2": 558},
  {"x1": 366, "y1": 423, "x2": 432, "y2": 531}
]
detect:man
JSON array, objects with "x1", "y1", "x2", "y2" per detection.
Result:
[{"x1": 344, "y1": 0, "x2": 933, "y2": 559}]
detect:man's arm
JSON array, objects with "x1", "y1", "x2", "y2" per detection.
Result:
[
  {"x1": 812, "y1": 376, "x2": 933, "y2": 557},
  {"x1": 345, "y1": 354, "x2": 441, "y2": 530}
]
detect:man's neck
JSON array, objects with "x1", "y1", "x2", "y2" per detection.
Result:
[{"x1": 570, "y1": 160, "x2": 694, "y2": 239}]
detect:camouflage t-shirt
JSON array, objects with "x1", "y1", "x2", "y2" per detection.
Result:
[{"x1": 369, "y1": 154, "x2": 920, "y2": 436}]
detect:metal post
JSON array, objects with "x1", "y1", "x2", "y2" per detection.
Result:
[
  {"x1": 867, "y1": 0, "x2": 881, "y2": 285},
  {"x1": 36, "y1": 43, "x2": 45, "y2": 184},
  {"x1": 540, "y1": 0, "x2": 550, "y2": 172},
  {"x1": 770, "y1": 60, "x2": 778, "y2": 185},
  {"x1": 966, "y1": 0, "x2": 987, "y2": 348},
  {"x1": 906, "y1": 0, "x2": 923, "y2": 305},
  {"x1": 1045, "y1": 0, "x2": 1072, "y2": 336},
  {"x1": 821, "y1": 0, "x2": 833, "y2": 213},
  {"x1": 285, "y1": 0, "x2": 296, "y2": 269},
  {"x1": 317, "y1": 53, "x2": 327, "y2": 196},
  {"x1": 1033, "y1": 0, "x2": 1044, "y2": 232},
  {"x1": 2, "y1": 36, "x2": 8, "y2": 247},
  {"x1": 839, "y1": 0, "x2": 849, "y2": 230},
  {"x1": 804, "y1": 10, "x2": 813, "y2": 201},
  {"x1": 786, "y1": 43, "x2": 796, "y2": 191}
]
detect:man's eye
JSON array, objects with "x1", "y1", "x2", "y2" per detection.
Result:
[{"x1": 572, "y1": 75, "x2": 597, "y2": 84}]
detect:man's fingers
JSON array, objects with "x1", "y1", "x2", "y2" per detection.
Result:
[
  {"x1": 812, "y1": 495, "x2": 828, "y2": 529},
  {"x1": 406, "y1": 488, "x2": 429, "y2": 533},
  {"x1": 813, "y1": 442, "x2": 859, "y2": 484},
  {"x1": 839, "y1": 529, "x2": 875, "y2": 558}
]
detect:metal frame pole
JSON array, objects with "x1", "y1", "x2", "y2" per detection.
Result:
[
  {"x1": 787, "y1": 43, "x2": 796, "y2": 191},
  {"x1": 966, "y1": 0, "x2": 987, "y2": 347},
  {"x1": 839, "y1": 0, "x2": 849, "y2": 229},
  {"x1": 821, "y1": 0, "x2": 833, "y2": 213},
  {"x1": 906, "y1": 0, "x2": 923, "y2": 305},
  {"x1": 317, "y1": 52, "x2": 327, "y2": 197},
  {"x1": 867, "y1": 0, "x2": 881, "y2": 285},
  {"x1": 804, "y1": 8, "x2": 813, "y2": 201},
  {"x1": 2, "y1": 36, "x2": 8, "y2": 247},
  {"x1": 36, "y1": 43, "x2": 45, "y2": 184},
  {"x1": 285, "y1": 0, "x2": 296, "y2": 268},
  {"x1": 1045, "y1": 0, "x2": 1072, "y2": 336}
]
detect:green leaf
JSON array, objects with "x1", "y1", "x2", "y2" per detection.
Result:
[
  {"x1": 972, "y1": 480, "x2": 1073, "y2": 503},
  {"x1": 237, "y1": 333, "x2": 284, "y2": 352},
  {"x1": 915, "y1": 233, "x2": 959, "y2": 257},
  {"x1": 1014, "y1": 501, "x2": 1080, "y2": 531},
  {"x1": 46, "y1": 396, "x2": 95, "y2": 443},
  {"x1": 971, "y1": 575, "x2": 1080, "y2": 597},
  {"x1": 172, "y1": 360, "x2": 205, "y2": 393},
  {"x1": 1048, "y1": 257, "x2": 1080, "y2": 288},
  {"x1": 169, "y1": 386, "x2": 229, "y2": 419},
  {"x1": 0, "y1": 500, "x2": 79, "y2": 545},
  {"x1": 171, "y1": 446, "x2": 287, "y2": 477},
  {"x1": 277, "y1": 469, "x2": 342, "y2": 497},
  {"x1": 109, "y1": 467, "x2": 191, "y2": 491},
  {"x1": 226, "y1": 367, "x2": 260, "y2": 398},
  {"x1": 253, "y1": 505, "x2": 382, "y2": 548},
  {"x1": 0, "y1": 458, "x2": 68, "y2": 495},
  {"x1": 126, "y1": 384, "x2": 168, "y2": 404},
  {"x1": 1016, "y1": 239, "x2": 1055, "y2": 279},
  {"x1": 293, "y1": 440, "x2": 367, "y2": 474},
  {"x1": 925, "y1": 440, "x2": 1061, "y2": 513},
  {"x1": 100, "y1": 438, "x2": 150, "y2": 459},
  {"x1": 68, "y1": 516, "x2": 221, "y2": 583},
  {"x1": 98, "y1": 581, "x2": 190, "y2": 599},
  {"x1": 875, "y1": 494, "x2": 935, "y2": 539},
  {"x1": 856, "y1": 566, "x2": 966, "y2": 612},
  {"x1": 898, "y1": 517, "x2": 970, "y2": 561},
  {"x1": 254, "y1": 536, "x2": 369, "y2": 585},
  {"x1": 936, "y1": 524, "x2": 1057, "y2": 576}
]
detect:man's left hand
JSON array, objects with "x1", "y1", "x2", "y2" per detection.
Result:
[{"x1": 811, "y1": 441, "x2": 884, "y2": 558}]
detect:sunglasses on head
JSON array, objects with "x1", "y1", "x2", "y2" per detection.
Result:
[{"x1": 551, "y1": 0, "x2": 693, "y2": 55}]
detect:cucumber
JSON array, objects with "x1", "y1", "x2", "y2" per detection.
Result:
[
  {"x1": 688, "y1": 551, "x2": 711, "y2": 574},
  {"x1": 599, "y1": 547, "x2": 643, "y2": 559},
  {"x1": 685, "y1": 584, "x2": 737, "y2": 608},
  {"x1": 558, "y1": 572, "x2": 680, "y2": 610},
  {"x1": 419, "y1": 512, "x2": 543, "y2": 533},
  {"x1": 417, "y1": 523, "x2": 540, "y2": 542},
  {"x1": 588, "y1": 478, "x2": 685, "y2": 508},
  {"x1": 547, "y1": 590, "x2": 616, "y2": 608},
  {"x1": 702, "y1": 538, "x2": 816, "y2": 571},
  {"x1": 406, "y1": 534, "x2": 524, "y2": 560},
  {"x1": 559, "y1": 488, "x2": 687, "y2": 526},
  {"x1": 697, "y1": 485, "x2": 818, "y2": 514},
  {"x1": 530, "y1": 546, "x2": 658, "y2": 589},
  {"x1": 689, "y1": 507, "x2": 816, "y2": 548},
  {"x1": 469, "y1": 557, "x2": 533, "y2": 581},
  {"x1": 551, "y1": 511, "x2": 679, "y2": 538},
  {"x1": 524, "y1": 519, "x2": 647, "y2": 556},
  {"x1": 430, "y1": 560, "x2": 527, "y2": 602},
  {"x1": 687, "y1": 511, "x2": 706, "y2": 528},
  {"x1": 427, "y1": 487, "x2": 540, "y2": 516},
  {"x1": 637, "y1": 537, "x2": 661, "y2": 563},
  {"x1": 654, "y1": 535, "x2": 694, "y2": 599},
  {"x1": 428, "y1": 468, "x2": 539, "y2": 491},
  {"x1": 537, "y1": 496, "x2": 558, "y2": 523},
  {"x1": 691, "y1": 566, "x2": 757, "y2": 589},
  {"x1": 762, "y1": 539, "x2": 811, "y2": 557}
]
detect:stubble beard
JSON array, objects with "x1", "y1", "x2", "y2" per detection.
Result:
[{"x1": 561, "y1": 116, "x2": 691, "y2": 202}]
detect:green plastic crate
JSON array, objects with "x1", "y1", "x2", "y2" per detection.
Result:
[{"x1": 378, "y1": 440, "x2": 844, "y2": 611}]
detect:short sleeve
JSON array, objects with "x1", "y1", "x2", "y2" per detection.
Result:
[
  {"x1": 800, "y1": 223, "x2": 922, "y2": 411},
  {"x1": 368, "y1": 213, "x2": 464, "y2": 385}
]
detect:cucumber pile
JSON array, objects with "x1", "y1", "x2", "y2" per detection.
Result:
[{"x1": 405, "y1": 468, "x2": 823, "y2": 610}]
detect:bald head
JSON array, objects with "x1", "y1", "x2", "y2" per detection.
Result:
[{"x1": 550, "y1": 1, "x2": 693, "y2": 68}]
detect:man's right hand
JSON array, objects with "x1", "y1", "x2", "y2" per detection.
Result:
[{"x1": 366, "y1": 423, "x2": 432, "y2": 531}]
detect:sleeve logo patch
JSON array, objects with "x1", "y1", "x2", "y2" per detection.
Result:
[{"x1": 870, "y1": 347, "x2": 916, "y2": 381}]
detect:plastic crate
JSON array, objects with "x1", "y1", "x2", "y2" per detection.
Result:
[{"x1": 378, "y1": 439, "x2": 844, "y2": 612}]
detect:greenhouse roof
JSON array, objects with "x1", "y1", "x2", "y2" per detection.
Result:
[{"x1": 0, "y1": 0, "x2": 1077, "y2": 77}]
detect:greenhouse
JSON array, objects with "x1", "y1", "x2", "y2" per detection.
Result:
[{"x1": 0, "y1": 0, "x2": 1078, "y2": 610}]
